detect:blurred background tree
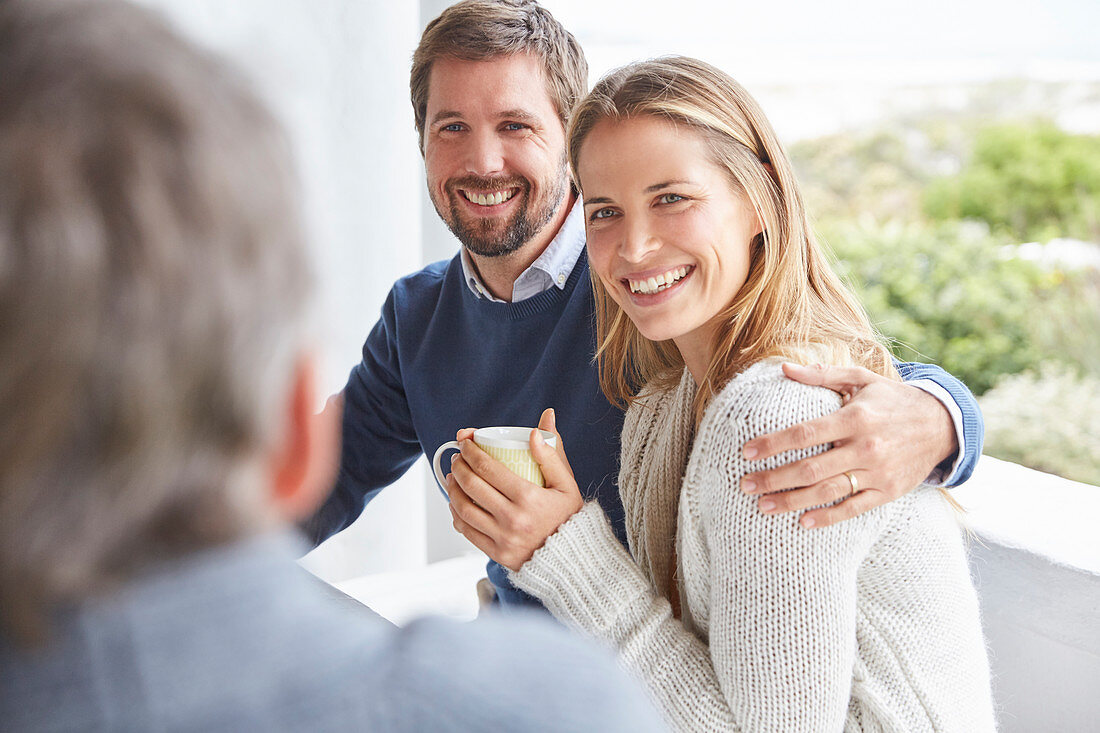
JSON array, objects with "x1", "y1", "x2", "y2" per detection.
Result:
[
  {"x1": 924, "y1": 122, "x2": 1100, "y2": 242},
  {"x1": 792, "y1": 114, "x2": 1100, "y2": 486}
]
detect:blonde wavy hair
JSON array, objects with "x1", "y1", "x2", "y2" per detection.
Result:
[{"x1": 568, "y1": 56, "x2": 899, "y2": 416}]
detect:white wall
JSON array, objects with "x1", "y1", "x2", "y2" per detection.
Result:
[{"x1": 136, "y1": 0, "x2": 433, "y2": 581}]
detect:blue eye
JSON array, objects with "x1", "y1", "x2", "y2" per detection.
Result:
[
  {"x1": 441, "y1": 123, "x2": 463, "y2": 132},
  {"x1": 658, "y1": 193, "x2": 684, "y2": 204},
  {"x1": 503, "y1": 122, "x2": 529, "y2": 131},
  {"x1": 591, "y1": 208, "x2": 617, "y2": 221}
]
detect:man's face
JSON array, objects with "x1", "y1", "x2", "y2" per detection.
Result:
[{"x1": 422, "y1": 53, "x2": 569, "y2": 257}]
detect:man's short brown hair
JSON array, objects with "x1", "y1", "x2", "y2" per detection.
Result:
[{"x1": 410, "y1": 0, "x2": 588, "y2": 150}]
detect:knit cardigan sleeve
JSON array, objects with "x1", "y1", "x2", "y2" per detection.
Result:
[{"x1": 511, "y1": 363, "x2": 891, "y2": 732}]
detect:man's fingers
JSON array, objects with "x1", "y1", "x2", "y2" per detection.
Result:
[
  {"x1": 743, "y1": 445, "x2": 862, "y2": 495},
  {"x1": 798, "y1": 487, "x2": 887, "y2": 529},
  {"x1": 742, "y1": 408, "x2": 860, "y2": 473},
  {"x1": 781, "y1": 362, "x2": 879, "y2": 393},
  {"x1": 755, "y1": 469, "x2": 869, "y2": 514}
]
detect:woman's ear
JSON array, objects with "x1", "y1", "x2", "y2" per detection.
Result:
[{"x1": 268, "y1": 354, "x2": 342, "y2": 523}]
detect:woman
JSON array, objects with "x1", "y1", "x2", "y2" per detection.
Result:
[{"x1": 447, "y1": 56, "x2": 995, "y2": 731}]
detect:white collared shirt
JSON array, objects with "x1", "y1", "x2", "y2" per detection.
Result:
[{"x1": 460, "y1": 200, "x2": 586, "y2": 304}]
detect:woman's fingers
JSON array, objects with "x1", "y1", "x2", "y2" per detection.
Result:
[
  {"x1": 530, "y1": 427, "x2": 579, "y2": 494},
  {"x1": 537, "y1": 407, "x2": 575, "y2": 479},
  {"x1": 449, "y1": 502, "x2": 499, "y2": 557},
  {"x1": 449, "y1": 455, "x2": 511, "y2": 518},
  {"x1": 456, "y1": 439, "x2": 529, "y2": 503}
]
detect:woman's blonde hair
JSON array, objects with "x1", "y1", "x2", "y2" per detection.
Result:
[{"x1": 568, "y1": 56, "x2": 899, "y2": 416}]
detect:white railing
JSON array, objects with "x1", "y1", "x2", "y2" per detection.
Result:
[
  {"x1": 954, "y1": 457, "x2": 1100, "y2": 733},
  {"x1": 316, "y1": 456, "x2": 1100, "y2": 730}
]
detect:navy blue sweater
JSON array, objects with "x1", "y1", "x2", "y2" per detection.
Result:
[
  {"x1": 307, "y1": 251, "x2": 625, "y2": 606},
  {"x1": 306, "y1": 250, "x2": 984, "y2": 608}
]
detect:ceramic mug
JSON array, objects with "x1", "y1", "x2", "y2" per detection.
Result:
[{"x1": 432, "y1": 426, "x2": 558, "y2": 490}]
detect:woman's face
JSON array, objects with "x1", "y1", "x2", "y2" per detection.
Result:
[{"x1": 578, "y1": 116, "x2": 763, "y2": 359}]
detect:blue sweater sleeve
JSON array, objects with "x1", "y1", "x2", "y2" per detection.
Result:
[
  {"x1": 302, "y1": 289, "x2": 423, "y2": 546},
  {"x1": 896, "y1": 360, "x2": 984, "y2": 486}
]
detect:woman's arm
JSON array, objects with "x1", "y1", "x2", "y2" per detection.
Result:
[
  {"x1": 512, "y1": 364, "x2": 889, "y2": 732},
  {"x1": 690, "y1": 366, "x2": 888, "y2": 730}
]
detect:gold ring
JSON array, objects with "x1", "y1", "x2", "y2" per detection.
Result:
[{"x1": 843, "y1": 471, "x2": 859, "y2": 497}]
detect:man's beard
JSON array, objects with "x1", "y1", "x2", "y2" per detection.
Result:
[{"x1": 434, "y1": 168, "x2": 568, "y2": 258}]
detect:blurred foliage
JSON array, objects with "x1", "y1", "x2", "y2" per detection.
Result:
[
  {"x1": 819, "y1": 219, "x2": 1098, "y2": 395},
  {"x1": 792, "y1": 129, "x2": 943, "y2": 223},
  {"x1": 795, "y1": 118, "x2": 1100, "y2": 484},
  {"x1": 978, "y1": 364, "x2": 1100, "y2": 486},
  {"x1": 923, "y1": 122, "x2": 1100, "y2": 242}
]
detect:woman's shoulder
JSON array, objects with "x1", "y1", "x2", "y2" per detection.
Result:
[{"x1": 700, "y1": 359, "x2": 842, "y2": 443}]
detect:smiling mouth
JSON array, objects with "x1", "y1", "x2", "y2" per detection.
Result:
[
  {"x1": 460, "y1": 188, "x2": 518, "y2": 207},
  {"x1": 626, "y1": 266, "x2": 692, "y2": 295}
]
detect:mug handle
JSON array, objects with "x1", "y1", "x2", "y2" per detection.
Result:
[{"x1": 432, "y1": 440, "x2": 461, "y2": 492}]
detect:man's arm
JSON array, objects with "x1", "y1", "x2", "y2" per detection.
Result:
[
  {"x1": 738, "y1": 361, "x2": 983, "y2": 529},
  {"x1": 301, "y1": 290, "x2": 422, "y2": 546}
]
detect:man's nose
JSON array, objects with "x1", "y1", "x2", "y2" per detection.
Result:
[{"x1": 464, "y1": 131, "x2": 506, "y2": 177}]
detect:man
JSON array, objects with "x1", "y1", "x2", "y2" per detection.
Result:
[
  {"x1": 0, "y1": 2, "x2": 662, "y2": 730},
  {"x1": 307, "y1": 0, "x2": 982, "y2": 608}
]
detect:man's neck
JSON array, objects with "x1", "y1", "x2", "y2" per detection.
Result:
[{"x1": 467, "y1": 192, "x2": 576, "y2": 302}]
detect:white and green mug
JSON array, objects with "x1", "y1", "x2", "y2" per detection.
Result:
[{"x1": 432, "y1": 426, "x2": 557, "y2": 490}]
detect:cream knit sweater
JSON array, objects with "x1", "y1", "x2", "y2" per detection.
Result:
[{"x1": 512, "y1": 361, "x2": 995, "y2": 732}]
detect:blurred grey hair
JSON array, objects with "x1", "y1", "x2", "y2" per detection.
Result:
[{"x1": 0, "y1": 0, "x2": 314, "y2": 643}]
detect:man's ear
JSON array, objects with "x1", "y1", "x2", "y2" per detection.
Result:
[{"x1": 268, "y1": 354, "x2": 342, "y2": 523}]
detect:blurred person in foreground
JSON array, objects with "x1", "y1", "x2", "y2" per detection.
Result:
[{"x1": 0, "y1": 1, "x2": 662, "y2": 730}]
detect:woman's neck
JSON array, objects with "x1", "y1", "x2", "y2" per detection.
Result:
[{"x1": 674, "y1": 326, "x2": 717, "y2": 388}]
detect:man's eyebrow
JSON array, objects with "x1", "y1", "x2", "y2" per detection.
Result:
[
  {"x1": 429, "y1": 110, "x2": 463, "y2": 126},
  {"x1": 498, "y1": 109, "x2": 538, "y2": 123}
]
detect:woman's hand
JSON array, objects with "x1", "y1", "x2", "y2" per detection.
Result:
[{"x1": 446, "y1": 408, "x2": 583, "y2": 571}]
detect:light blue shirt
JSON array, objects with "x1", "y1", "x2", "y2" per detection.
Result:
[{"x1": 460, "y1": 199, "x2": 586, "y2": 304}]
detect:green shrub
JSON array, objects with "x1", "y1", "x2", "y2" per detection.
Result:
[
  {"x1": 924, "y1": 122, "x2": 1100, "y2": 242},
  {"x1": 978, "y1": 364, "x2": 1100, "y2": 487},
  {"x1": 821, "y1": 219, "x2": 1081, "y2": 395}
]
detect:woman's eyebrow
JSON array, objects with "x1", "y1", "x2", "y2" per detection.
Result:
[
  {"x1": 644, "y1": 179, "x2": 693, "y2": 193},
  {"x1": 583, "y1": 196, "x2": 613, "y2": 206}
]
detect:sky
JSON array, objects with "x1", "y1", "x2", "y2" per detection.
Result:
[{"x1": 548, "y1": 0, "x2": 1100, "y2": 85}]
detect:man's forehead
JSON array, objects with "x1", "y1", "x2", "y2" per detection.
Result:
[{"x1": 425, "y1": 53, "x2": 560, "y2": 122}]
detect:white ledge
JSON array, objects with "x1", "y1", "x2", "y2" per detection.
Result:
[{"x1": 952, "y1": 455, "x2": 1100, "y2": 574}]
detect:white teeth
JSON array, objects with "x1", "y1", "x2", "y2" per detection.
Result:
[
  {"x1": 463, "y1": 189, "x2": 514, "y2": 206},
  {"x1": 628, "y1": 266, "x2": 690, "y2": 294}
]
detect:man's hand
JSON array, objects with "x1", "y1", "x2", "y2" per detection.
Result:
[
  {"x1": 446, "y1": 408, "x2": 582, "y2": 571},
  {"x1": 740, "y1": 363, "x2": 957, "y2": 529}
]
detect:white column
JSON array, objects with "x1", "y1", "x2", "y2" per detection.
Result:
[{"x1": 137, "y1": 0, "x2": 429, "y2": 581}]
